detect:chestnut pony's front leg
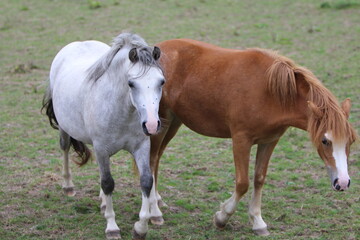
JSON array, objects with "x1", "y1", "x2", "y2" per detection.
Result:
[
  {"x1": 214, "y1": 133, "x2": 252, "y2": 228},
  {"x1": 248, "y1": 140, "x2": 278, "y2": 236},
  {"x1": 150, "y1": 114, "x2": 182, "y2": 219}
]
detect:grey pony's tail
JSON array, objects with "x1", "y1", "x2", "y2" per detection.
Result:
[{"x1": 41, "y1": 85, "x2": 91, "y2": 166}]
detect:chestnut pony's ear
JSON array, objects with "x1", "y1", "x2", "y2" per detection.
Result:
[
  {"x1": 129, "y1": 48, "x2": 138, "y2": 63},
  {"x1": 341, "y1": 98, "x2": 351, "y2": 119},
  {"x1": 153, "y1": 46, "x2": 161, "y2": 61},
  {"x1": 307, "y1": 101, "x2": 322, "y2": 119}
]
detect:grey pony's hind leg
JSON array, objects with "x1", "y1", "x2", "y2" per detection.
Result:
[{"x1": 60, "y1": 129, "x2": 75, "y2": 196}]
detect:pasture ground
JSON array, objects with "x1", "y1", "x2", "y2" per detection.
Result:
[{"x1": 0, "y1": 0, "x2": 359, "y2": 239}]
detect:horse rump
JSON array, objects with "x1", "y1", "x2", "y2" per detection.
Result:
[
  {"x1": 42, "y1": 86, "x2": 91, "y2": 166},
  {"x1": 42, "y1": 86, "x2": 59, "y2": 130}
]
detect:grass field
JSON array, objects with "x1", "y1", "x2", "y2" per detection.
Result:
[{"x1": 1, "y1": 0, "x2": 359, "y2": 239}]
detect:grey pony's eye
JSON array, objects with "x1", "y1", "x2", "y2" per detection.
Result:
[
  {"x1": 160, "y1": 79, "x2": 165, "y2": 86},
  {"x1": 128, "y1": 82, "x2": 134, "y2": 88}
]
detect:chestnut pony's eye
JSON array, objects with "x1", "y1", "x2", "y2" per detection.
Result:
[{"x1": 322, "y1": 138, "x2": 329, "y2": 146}]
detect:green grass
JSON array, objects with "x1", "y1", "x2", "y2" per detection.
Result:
[{"x1": 1, "y1": 0, "x2": 359, "y2": 239}]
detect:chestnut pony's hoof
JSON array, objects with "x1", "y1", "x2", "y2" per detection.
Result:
[
  {"x1": 106, "y1": 229, "x2": 121, "y2": 239},
  {"x1": 63, "y1": 187, "x2": 76, "y2": 197},
  {"x1": 253, "y1": 227, "x2": 270, "y2": 236},
  {"x1": 158, "y1": 199, "x2": 168, "y2": 208},
  {"x1": 213, "y1": 212, "x2": 227, "y2": 230}
]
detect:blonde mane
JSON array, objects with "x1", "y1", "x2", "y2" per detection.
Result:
[{"x1": 263, "y1": 49, "x2": 358, "y2": 146}]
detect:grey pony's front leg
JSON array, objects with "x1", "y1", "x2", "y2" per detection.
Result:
[
  {"x1": 94, "y1": 145, "x2": 121, "y2": 239},
  {"x1": 132, "y1": 139, "x2": 162, "y2": 240}
]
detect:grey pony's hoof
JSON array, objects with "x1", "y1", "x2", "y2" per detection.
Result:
[
  {"x1": 253, "y1": 227, "x2": 270, "y2": 236},
  {"x1": 213, "y1": 213, "x2": 227, "y2": 230},
  {"x1": 150, "y1": 216, "x2": 164, "y2": 225},
  {"x1": 63, "y1": 187, "x2": 76, "y2": 197},
  {"x1": 132, "y1": 229, "x2": 147, "y2": 240},
  {"x1": 106, "y1": 229, "x2": 121, "y2": 239}
]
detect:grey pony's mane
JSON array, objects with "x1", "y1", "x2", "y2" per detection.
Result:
[{"x1": 87, "y1": 32, "x2": 160, "y2": 82}]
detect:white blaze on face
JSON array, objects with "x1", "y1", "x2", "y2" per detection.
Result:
[
  {"x1": 325, "y1": 132, "x2": 350, "y2": 189},
  {"x1": 143, "y1": 68, "x2": 163, "y2": 135},
  {"x1": 128, "y1": 64, "x2": 163, "y2": 135}
]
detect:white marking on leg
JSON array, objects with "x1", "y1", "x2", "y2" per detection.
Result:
[
  {"x1": 216, "y1": 193, "x2": 239, "y2": 224},
  {"x1": 99, "y1": 189, "x2": 106, "y2": 212},
  {"x1": 155, "y1": 191, "x2": 162, "y2": 201},
  {"x1": 134, "y1": 194, "x2": 150, "y2": 236},
  {"x1": 149, "y1": 176, "x2": 163, "y2": 218},
  {"x1": 249, "y1": 189, "x2": 267, "y2": 230},
  {"x1": 155, "y1": 190, "x2": 167, "y2": 207},
  {"x1": 104, "y1": 194, "x2": 120, "y2": 233},
  {"x1": 62, "y1": 149, "x2": 74, "y2": 190}
]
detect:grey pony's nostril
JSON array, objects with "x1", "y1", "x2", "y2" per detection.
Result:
[
  {"x1": 142, "y1": 122, "x2": 150, "y2": 136},
  {"x1": 335, "y1": 185, "x2": 341, "y2": 191},
  {"x1": 347, "y1": 179, "x2": 351, "y2": 188},
  {"x1": 157, "y1": 120, "x2": 161, "y2": 131}
]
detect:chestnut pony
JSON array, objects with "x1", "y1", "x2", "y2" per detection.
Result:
[{"x1": 150, "y1": 39, "x2": 358, "y2": 236}]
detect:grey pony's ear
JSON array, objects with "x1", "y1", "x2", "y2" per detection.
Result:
[
  {"x1": 153, "y1": 46, "x2": 161, "y2": 61},
  {"x1": 129, "y1": 48, "x2": 139, "y2": 63}
]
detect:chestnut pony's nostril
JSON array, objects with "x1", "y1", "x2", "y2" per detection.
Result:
[{"x1": 333, "y1": 178, "x2": 339, "y2": 187}]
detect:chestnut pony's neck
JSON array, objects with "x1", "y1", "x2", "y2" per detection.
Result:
[{"x1": 260, "y1": 48, "x2": 357, "y2": 146}]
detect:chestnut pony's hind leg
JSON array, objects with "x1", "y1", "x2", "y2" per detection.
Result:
[
  {"x1": 249, "y1": 140, "x2": 278, "y2": 236},
  {"x1": 214, "y1": 133, "x2": 252, "y2": 228}
]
